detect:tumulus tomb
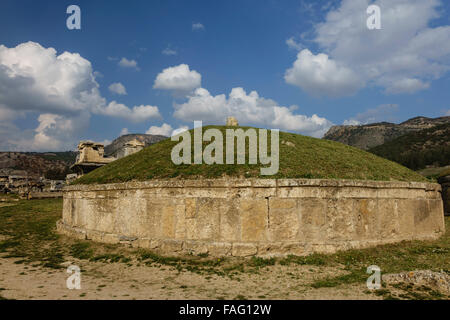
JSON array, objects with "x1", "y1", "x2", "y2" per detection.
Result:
[{"x1": 58, "y1": 126, "x2": 445, "y2": 257}]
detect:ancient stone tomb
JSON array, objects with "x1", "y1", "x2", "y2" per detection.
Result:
[{"x1": 58, "y1": 178, "x2": 445, "y2": 257}]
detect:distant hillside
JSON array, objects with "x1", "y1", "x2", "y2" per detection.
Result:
[
  {"x1": 0, "y1": 151, "x2": 77, "y2": 179},
  {"x1": 324, "y1": 116, "x2": 450, "y2": 150},
  {"x1": 104, "y1": 134, "x2": 167, "y2": 157},
  {"x1": 368, "y1": 123, "x2": 450, "y2": 171},
  {"x1": 24, "y1": 151, "x2": 77, "y2": 165}
]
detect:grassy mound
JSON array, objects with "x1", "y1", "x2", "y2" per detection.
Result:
[{"x1": 74, "y1": 126, "x2": 427, "y2": 185}]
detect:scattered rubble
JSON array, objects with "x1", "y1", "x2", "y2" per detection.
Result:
[{"x1": 382, "y1": 270, "x2": 450, "y2": 295}]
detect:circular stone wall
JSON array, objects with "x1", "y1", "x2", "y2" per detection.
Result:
[{"x1": 57, "y1": 179, "x2": 445, "y2": 257}]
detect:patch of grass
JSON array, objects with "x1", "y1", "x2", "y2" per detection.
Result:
[
  {"x1": 90, "y1": 253, "x2": 130, "y2": 263},
  {"x1": 0, "y1": 199, "x2": 65, "y2": 268},
  {"x1": 249, "y1": 256, "x2": 276, "y2": 268},
  {"x1": 74, "y1": 126, "x2": 426, "y2": 185},
  {"x1": 311, "y1": 268, "x2": 367, "y2": 288},
  {"x1": 279, "y1": 254, "x2": 327, "y2": 266},
  {"x1": 70, "y1": 242, "x2": 94, "y2": 260},
  {"x1": 0, "y1": 240, "x2": 21, "y2": 252}
]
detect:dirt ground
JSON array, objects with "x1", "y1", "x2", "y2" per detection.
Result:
[{"x1": 0, "y1": 255, "x2": 376, "y2": 300}]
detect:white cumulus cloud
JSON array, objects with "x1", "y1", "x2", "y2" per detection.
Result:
[
  {"x1": 118, "y1": 57, "x2": 139, "y2": 70},
  {"x1": 287, "y1": 0, "x2": 450, "y2": 96},
  {"x1": 108, "y1": 82, "x2": 127, "y2": 95},
  {"x1": 146, "y1": 123, "x2": 173, "y2": 136},
  {"x1": 286, "y1": 37, "x2": 303, "y2": 51},
  {"x1": 285, "y1": 49, "x2": 363, "y2": 97},
  {"x1": 98, "y1": 101, "x2": 161, "y2": 123},
  {"x1": 153, "y1": 64, "x2": 201, "y2": 95},
  {"x1": 173, "y1": 87, "x2": 333, "y2": 137},
  {"x1": 0, "y1": 41, "x2": 104, "y2": 114},
  {"x1": 0, "y1": 41, "x2": 161, "y2": 150},
  {"x1": 145, "y1": 123, "x2": 188, "y2": 137}
]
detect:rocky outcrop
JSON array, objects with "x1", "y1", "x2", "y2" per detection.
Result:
[
  {"x1": 324, "y1": 116, "x2": 450, "y2": 150},
  {"x1": 104, "y1": 134, "x2": 167, "y2": 157}
]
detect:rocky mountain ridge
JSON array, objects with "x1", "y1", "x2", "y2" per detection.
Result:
[{"x1": 324, "y1": 116, "x2": 450, "y2": 150}]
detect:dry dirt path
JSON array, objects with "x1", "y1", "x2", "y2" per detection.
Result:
[{"x1": 0, "y1": 256, "x2": 376, "y2": 300}]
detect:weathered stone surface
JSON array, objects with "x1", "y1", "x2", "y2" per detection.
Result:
[
  {"x1": 207, "y1": 242, "x2": 232, "y2": 256},
  {"x1": 59, "y1": 178, "x2": 445, "y2": 257},
  {"x1": 219, "y1": 199, "x2": 240, "y2": 242},
  {"x1": 299, "y1": 199, "x2": 326, "y2": 241},
  {"x1": 268, "y1": 199, "x2": 299, "y2": 241},
  {"x1": 226, "y1": 116, "x2": 239, "y2": 126},
  {"x1": 232, "y1": 243, "x2": 258, "y2": 257},
  {"x1": 240, "y1": 199, "x2": 268, "y2": 242}
]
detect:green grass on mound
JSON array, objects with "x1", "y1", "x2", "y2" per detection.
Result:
[{"x1": 74, "y1": 126, "x2": 427, "y2": 185}]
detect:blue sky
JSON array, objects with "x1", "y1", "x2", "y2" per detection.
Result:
[{"x1": 0, "y1": 0, "x2": 449, "y2": 151}]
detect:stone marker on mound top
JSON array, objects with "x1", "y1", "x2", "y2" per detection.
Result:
[{"x1": 226, "y1": 116, "x2": 239, "y2": 126}]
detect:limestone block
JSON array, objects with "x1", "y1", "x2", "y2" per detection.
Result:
[
  {"x1": 86, "y1": 230, "x2": 104, "y2": 242},
  {"x1": 326, "y1": 198, "x2": 356, "y2": 240},
  {"x1": 160, "y1": 240, "x2": 183, "y2": 253},
  {"x1": 219, "y1": 199, "x2": 240, "y2": 241},
  {"x1": 415, "y1": 199, "x2": 445, "y2": 236},
  {"x1": 131, "y1": 238, "x2": 151, "y2": 248},
  {"x1": 240, "y1": 199, "x2": 268, "y2": 242},
  {"x1": 353, "y1": 199, "x2": 378, "y2": 240},
  {"x1": 62, "y1": 198, "x2": 73, "y2": 225},
  {"x1": 232, "y1": 243, "x2": 258, "y2": 257},
  {"x1": 268, "y1": 198, "x2": 299, "y2": 241},
  {"x1": 143, "y1": 199, "x2": 164, "y2": 238},
  {"x1": 377, "y1": 199, "x2": 400, "y2": 239},
  {"x1": 396, "y1": 199, "x2": 417, "y2": 237},
  {"x1": 174, "y1": 203, "x2": 187, "y2": 239},
  {"x1": 161, "y1": 204, "x2": 176, "y2": 239},
  {"x1": 298, "y1": 199, "x2": 327, "y2": 240},
  {"x1": 184, "y1": 240, "x2": 209, "y2": 255},
  {"x1": 207, "y1": 242, "x2": 232, "y2": 256},
  {"x1": 257, "y1": 242, "x2": 284, "y2": 257},
  {"x1": 185, "y1": 198, "x2": 197, "y2": 218},
  {"x1": 188, "y1": 198, "x2": 221, "y2": 240},
  {"x1": 280, "y1": 242, "x2": 306, "y2": 256}
]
